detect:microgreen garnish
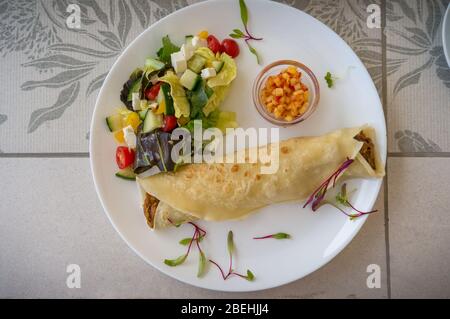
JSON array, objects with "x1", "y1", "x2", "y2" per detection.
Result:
[
  {"x1": 209, "y1": 231, "x2": 255, "y2": 281},
  {"x1": 303, "y1": 158, "x2": 354, "y2": 212},
  {"x1": 164, "y1": 254, "x2": 188, "y2": 267},
  {"x1": 179, "y1": 235, "x2": 204, "y2": 246},
  {"x1": 164, "y1": 222, "x2": 208, "y2": 277},
  {"x1": 325, "y1": 72, "x2": 338, "y2": 88},
  {"x1": 330, "y1": 183, "x2": 378, "y2": 220},
  {"x1": 303, "y1": 160, "x2": 378, "y2": 220},
  {"x1": 253, "y1": 233, "x2": 291, "y2": 240},
  {"x1": 230, "y1": 0, "x2": 263, "y2": 64}
]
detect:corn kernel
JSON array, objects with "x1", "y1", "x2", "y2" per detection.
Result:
[
  {"x1": 114, "y1": 130, "x2": 125, "y2": 144},
  {"x1": 274, "y1": 77, "x2": 282, "y2": 87},
  {"x1": 285, "y1": 115, "x2": 293, "y2": 121},
  {"x1": 124, "y1": 112, "x2": 141, "y2": 131},
  {"x1": 198, "y1": 30, "x2": 208, "y2": 39},
  {"x1": 274, "y1": 88, "x2": 284, "y2": 96}
]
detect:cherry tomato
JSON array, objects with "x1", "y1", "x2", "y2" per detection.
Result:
[
  {"x1": 116, "y1": 146, "x2": 135, "y2": 169},
  {"x1": 162, "y1": 115, "x2": 178, "y2": 132},
  {"x1": 221, "y1": 39, "x2": 240, "y2": 58},
  {"x1": 145, "y1": 83, "x2": 161, "y2": 101},
  {"x1": 207, "y1": 35, "x2": 222, "y2": 54}
]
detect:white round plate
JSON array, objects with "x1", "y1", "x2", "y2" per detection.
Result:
[
  {"x1": 90, "y1": 0, "x2": 386, "y2": 292},
  {"x1": 443, "y1": 4, "x2": 450, "y2": 68}
]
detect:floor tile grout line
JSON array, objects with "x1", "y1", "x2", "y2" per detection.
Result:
[
  {"x1": 381, "y1": 0, "x2": 391, "y2": 299},
  {"x1": 2, "y1": 152, "x2": 450, "y2": 159},
  {"x1": 0, "y1": 153, "x2": 90, "y2": 158},
  {"x1": 388, "y1": 152, "x2": 450, "y2": 158}
]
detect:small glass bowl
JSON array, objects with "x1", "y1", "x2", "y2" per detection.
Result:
[{"x1": 252, "y1": 60, "x2": 320, "y2": 127}]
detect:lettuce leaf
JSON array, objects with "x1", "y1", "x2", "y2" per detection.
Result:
[
  {"x1": 157, "y1": 35, "x2": 180, "y2": 65},
  {"x1": 159, "y1": 71, "x2": 190, "y2": 118},
  {"x1": 194, "y1": 47, "x2": 217, "y2": 67},
  {"x1": 207, "y1": 53, "x2": 237, "y2": 88},
  {"x1": 202, "y1": 85, "x2": 230, "y2": 116}
]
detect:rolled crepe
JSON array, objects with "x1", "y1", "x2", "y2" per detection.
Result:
[{"x1": 138, "y1": 125, "x2": 385, "y2": 229}]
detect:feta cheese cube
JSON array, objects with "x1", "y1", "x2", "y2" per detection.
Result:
[
  {"x1": 201, "y1": 67, "x2": 217, "y2": 80},
  {"x1": 148, "y1": 102, "x2": 158, "y2": 110},
  {"x1": 170, "y1": 51, "x2": 187, "y2": 74},
  {"x1": 149, "y1": 74, "x2": 159, "y2": 85},
  {"x1": 123, "y1": 125, "x2": 136, "y2": 149},
  {"x1": 131, "y1": 92, "x2": 141, "y2": 111},
  {"x1": 181, "y1": 43, "x2": 194, "y2": 60},
  {"x1": 191, "y1": 36, "x2": 207, "y2": 49}
]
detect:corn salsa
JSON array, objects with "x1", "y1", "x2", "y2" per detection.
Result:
[{"x1": 260, "y1": 66, "x2": 309, "y2": 121}]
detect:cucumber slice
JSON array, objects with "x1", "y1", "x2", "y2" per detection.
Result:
[
  {"x1": 180, "y1": 69, "x2": 201, "y2": 91},
  {"x1": 145, "y1": 57, "x2": 165, "y2": 71},
  {"x1": 212, "y1": 61, "x2": 224, "y2": 73},
  {"x1": 187, "y1": 54, "x2": 206, "y2": 73},
  {"x1": 205, "y1": 85, "x2": 214, "y2": 98},
  {"x1": 138, "y1": 109, "x2": 148, "y2": 121},
  {"x1": 160, "y1": 83, "x2": 175, "y2": 116},
  {"x1": 142, "y1": 109, "x2": 163, "y2": 133},
  {"x1": 185, "y1": 35, "x2": 194, "y2": 45},
  {"x1": 127, "y1": 78, "x2": 142, "y2": 101},
  {"x1": 115, "y1": 167, "x2": 136, "y2": 181},
  {"x1": 106, "y1": 114, "x2": 123, "y2": 132}
]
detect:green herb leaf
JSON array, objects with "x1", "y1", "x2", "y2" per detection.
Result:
[
  {"x1": 272, "y1": 233, "x2": 291, "y2": 239},
  {"x1": 239, "y1": 0, "x2": 248, "y2": 27},
  {"x1": 233, "y1": 29, "x2": 245, "y2": 36},
  {"x1": 179, "y1": 235, "x2": 204, "y2": 246},
  {"x1": 157, "y1": 35, "x2": 180, "y2": 65},
  {"x1": 227, "y1": 230, "x2": 235, "y2": 255},
  {"x1": 335, "y1": 183, "x2": 350, "y2": 207},
  {"x1": 229, "y1": 33, "x2": 244, "y2": 39},
  {"x1": 246, "y1": 270, "x2": 255, "y2": 281},
  {"x1": 197, "y1": 250, "x2": 207, "y2": 278},
  {"x1": 325, "y1": 72, "x2": 334, "y2": 88},
  {"x1": 164, "y1": 254, "x2": 187, "y2": 267},
  {"x1": 230, "y1": 29, "x2": 245, "y2": 38},
  {"x1": 246, "y1": 42, "x2": 261, "y2": 65}
]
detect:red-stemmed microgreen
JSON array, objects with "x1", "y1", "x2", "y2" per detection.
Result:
[
  {"x1": 209, "y1": 231, "x2": 255, "y2": 281},
  {"x1": 303, "y1": 158, "x2": 354, "y2": 212},
  {"x1": 330, "y1": 183, "x2": 378, "y2": 220},
  {"x1": 164, "y1": 221, "x2": 208, "y2": 278},
  {"x1": 253, "y1": 233, "x2": 291, "y2": 240},
  {"x1": 302, "y1": 159, "x2": 379, "y2": 220},
  {"x1": 229, "y1": 0, "x2": 263, "y2": 64}
]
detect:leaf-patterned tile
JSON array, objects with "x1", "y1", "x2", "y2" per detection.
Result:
[
  {"x1": 0, "y1": 0, "x2": 199, "y2": 153},
  {"x1": 280, "y1": 0, "x2": 383, "y2": 94},
  {"x1": 386, "y1": 0, "x2": 450, "y2": 153}
]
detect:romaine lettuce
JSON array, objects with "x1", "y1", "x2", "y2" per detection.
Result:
[
  {"x1": 207, "y1": 53, "x2": 237, "y2": 88},
  {"x1": 159, "y1": 71, "x2": 190, "y2": 118}
]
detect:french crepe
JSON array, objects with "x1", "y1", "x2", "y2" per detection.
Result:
[{"x1": 137, "y1": 125, "x2": 385, "y2": 229}]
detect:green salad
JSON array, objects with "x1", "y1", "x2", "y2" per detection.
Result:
[{"x1": 105, "y1": 32, "x2": 240, "y2": 180}]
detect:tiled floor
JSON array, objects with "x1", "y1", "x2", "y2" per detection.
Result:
[
  {"x1": 0, "y1": 159, "x2": 387, "y2": 298},
  {"x1": 1, "y1": 0, "x2": 449, "y2": 298}
]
